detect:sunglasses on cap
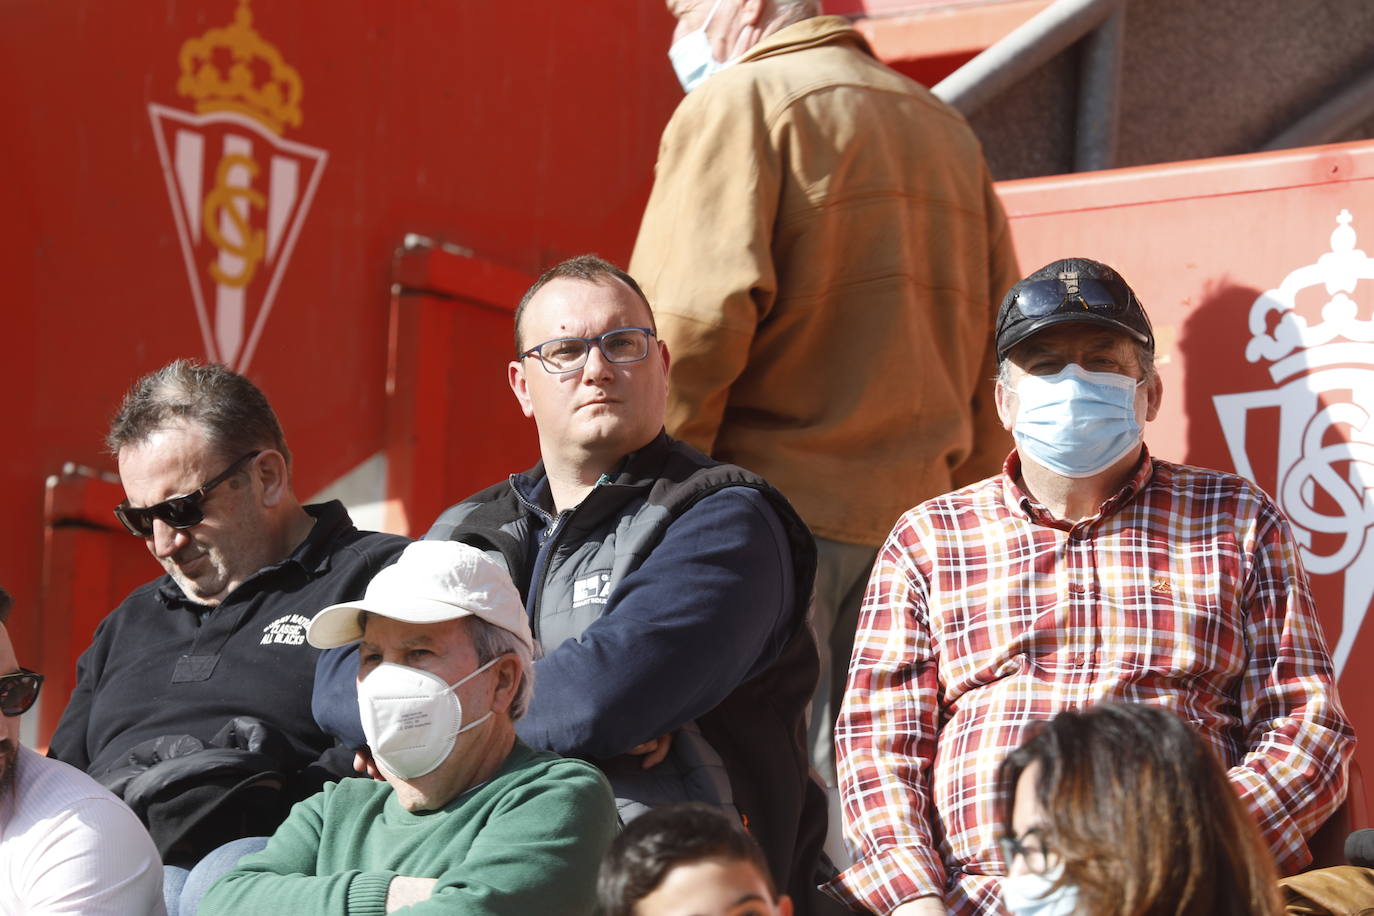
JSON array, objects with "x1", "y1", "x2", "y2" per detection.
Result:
[
  {"x1": 996, "y1": 269, "x2": 1154, "y2": 360},
  {"x1": 113, "y1": 450, "x2": 261, "y2": 538},
  {"x1": 0, "y1": 668, "x2": 43, "y2": 718},
  {"x1": 1000, "y1": 275, "x2": 1136, "y2": 326}
]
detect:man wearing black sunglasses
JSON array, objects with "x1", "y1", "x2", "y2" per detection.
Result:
[
  {"x1": 47, "y1": 361, "x2": 408, "y2": 915},
  {"x1": 829, "y1": 259, "x2": 1353, "y2": 916},
  {"x1": 0, "y1": 588, "x2": 165, "y2": 913}
]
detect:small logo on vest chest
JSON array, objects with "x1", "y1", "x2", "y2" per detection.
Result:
[
  {"x1": 261, "y1": 613, "x2": 311, "y2": 646},
  {"x1": 572, "y1": 572, "x2": 612, "y2": 608}
]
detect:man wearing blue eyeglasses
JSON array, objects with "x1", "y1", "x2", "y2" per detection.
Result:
[
  {"x1": 410, "y1": 254, "x2": 835, "y2": 914},
  {"x1": 48, "y1": 361, "x2": 408, "y2": 916},
  {"x1": 0, "y1": 588, "x2": 166, "y2": 914}
]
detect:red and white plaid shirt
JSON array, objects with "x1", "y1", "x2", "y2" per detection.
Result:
[{"x1": 826, "y1": 449, "x2": 1354, "y2": 916}]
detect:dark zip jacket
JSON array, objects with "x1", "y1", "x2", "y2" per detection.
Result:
[{"x1": 424, "y1": 432, "x2": 829, "y2": 909}]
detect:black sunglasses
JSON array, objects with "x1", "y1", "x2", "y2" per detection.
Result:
[
  {"x1": 1002, "y1": 276, "x2": 1135, "y2": 326},
  {"x1": 113, "y1": 450, "x2": 262, "y2": 537},
  {"x1": 0, "y1": 668, "x2": 43, "y2": 718}
]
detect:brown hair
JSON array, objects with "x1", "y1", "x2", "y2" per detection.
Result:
[
  {"x1": 0, "y1": 588, "x2": 10, "y2": 625},
  {"x1": 999, "y1": 702, "x2": 1281, "y2": 916},
  {"x1": 107, "y1": 360, "x2": 292, "y2": 472},
  {"x1": 597, "y1": 803, "x2": 777, "y2": 916},
  {"x1": 512, "y1": 254, "x2": 654, "y2": 355}
]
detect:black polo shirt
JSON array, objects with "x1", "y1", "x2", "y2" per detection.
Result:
[{"x1": 48, "y1": 501, "x2": 408, "y2": 790}]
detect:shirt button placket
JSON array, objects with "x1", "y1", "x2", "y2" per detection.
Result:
[{"x1": 1067, "y1": 528, "x2": 1090, "y2": 676}]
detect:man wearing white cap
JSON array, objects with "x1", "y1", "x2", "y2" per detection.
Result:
[{"x1": 198, "y1": 541, "x2": 618, "y2": 916}]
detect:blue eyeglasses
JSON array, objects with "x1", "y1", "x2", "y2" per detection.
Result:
[{"x1": 519, "y1": 327, "x2": 655, "y2": 374}]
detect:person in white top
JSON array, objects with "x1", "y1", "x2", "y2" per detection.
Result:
[{"x1": 0, "y1": 588, "x2": 165, "y2": 915}]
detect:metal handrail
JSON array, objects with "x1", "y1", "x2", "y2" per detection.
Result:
[{"x1": 932, "y1": 0, "x2": 1127, "y2": 117}]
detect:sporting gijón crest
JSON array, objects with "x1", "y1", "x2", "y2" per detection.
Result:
[{"x1": 148, "y1": 0, "x2": 327, "y2": 372}]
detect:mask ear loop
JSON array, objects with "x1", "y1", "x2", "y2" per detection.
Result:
[
  {"x1": 699, "y1": 0, "x2": 724, "y2": 33},
  {"x1": 444, "y1": 654, "x2": 506, "y2": 739}
]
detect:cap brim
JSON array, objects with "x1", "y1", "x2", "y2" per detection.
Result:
[
  {"x1": 306, "y1": 597, "x2": 477, "y2": 649},
  {"x1": 996, "y1": 311, "x2": 1151, "y2": 360}
]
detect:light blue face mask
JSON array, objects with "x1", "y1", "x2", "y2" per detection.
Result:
[
  {"x1": 1011, "y1": 363, "x2": 1144, "y2": 478},
  {"x1": 1002, "y1": 865, "x2": 1080, "y2": 916},
  {"x1": 668, "y1": 0, "x2": 734, "y2": 92}
]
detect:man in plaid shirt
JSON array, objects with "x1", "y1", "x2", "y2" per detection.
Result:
[{"x1": 826, "y1": 258, "x2": 1355, "y2": 916}]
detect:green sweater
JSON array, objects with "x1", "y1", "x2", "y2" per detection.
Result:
[{"x1": 198, "y1": 742, "x2": 617, "y2": 916}]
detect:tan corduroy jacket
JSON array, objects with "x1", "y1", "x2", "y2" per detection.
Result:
[{"x1": 630, "y1": 16, "x2": 1020, "y2": 546}]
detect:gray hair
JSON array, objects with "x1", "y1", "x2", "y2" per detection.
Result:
[
  {"x1": 996, "y1": 342, "x2": 1157, "y2": 388},
  {"x1": 106, "y1": 360, "x2": 292, "y2": 472},
  {"x1": 469, "y1": 617, "x2": 535, "y2": 721}
]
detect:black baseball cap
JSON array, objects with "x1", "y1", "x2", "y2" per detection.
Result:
[{"x1": 995, "y1": 258, "x2": 1154, "y2": 360}]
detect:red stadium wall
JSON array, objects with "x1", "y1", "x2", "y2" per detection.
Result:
[
  {"x1": 3, "y1": 0, "x2": 1370, "y2": 830},
  {"x1": 0, "y1": 0, "x2": 681, "y2": 744}
]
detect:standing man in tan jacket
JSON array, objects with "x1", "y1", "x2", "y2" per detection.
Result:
[{"x1": 630, "y1": 0, "x2": 1020, "y2": 821}]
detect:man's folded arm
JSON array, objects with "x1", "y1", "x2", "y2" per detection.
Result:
[
  {"x1": 515, "y1": 486, "x2": 795, "y2": 759},
  {"x1": 311, "y1": 644, "x2": 368, "y2": 756},
  {"x1": 197, "y1": 792, "x2": 372, "y2": 916},
  {"x1": 205, "y1": 762, "x2": 616, "y2": 915},
  {"x1": 405, "y1": 764, "x2": 618, "y2": 915}
]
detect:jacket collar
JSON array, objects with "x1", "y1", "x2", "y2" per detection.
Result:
[
  {"x1": 157, "y1": 501, "x2": 354, "y2": 608},
  {"x1": 508, "y1": 431, "x2": 675, "y2": 523},
  {"x1": 737, "y1": 15, "x2": 872, "y2": 66}
]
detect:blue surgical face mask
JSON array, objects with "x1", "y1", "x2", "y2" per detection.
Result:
[
  {"x1": 1011, "y1": 363, "x2": 1144, "y2": 478},
  {"x1": 668, "y1": 0, "x2": 734, "y2": 92},
  {"x1": 1002, "y1": 865, "x2": 1080, "y2": 916}
]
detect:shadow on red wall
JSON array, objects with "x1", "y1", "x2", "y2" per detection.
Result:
[{"x1": 1178, "y1": 276, "x2": 1373, "y2": 808}]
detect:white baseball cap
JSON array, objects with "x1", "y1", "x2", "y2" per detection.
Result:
[{"x1": 307, "y1": 540, "x2": 532, "y2": 651}]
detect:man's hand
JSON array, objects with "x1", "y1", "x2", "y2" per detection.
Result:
[
  {"x1": 353, "y1": 746, "x2": 385, "y2": 781},
  {"x1": 892, "y1": 897, "x2": 948, "y2": 916},
  {"x1": 386, "y1": 876, "x2": 437, "y2": 912},
  {"x1": 627, "y1": 733, "x2": 673, "y2": 769}
]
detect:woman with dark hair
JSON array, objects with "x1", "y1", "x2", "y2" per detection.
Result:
[{"x1": 997, "y1": 702, "x2": 1281, "y2": 916}]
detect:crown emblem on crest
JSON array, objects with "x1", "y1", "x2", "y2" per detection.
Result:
[
  {"x1": 1246, "y1": 210, "x2": 1374, "y2": 382},
  {"x1": 176, "y1": 0, "x2": 303, "y2": 135},
  {"x1": 1215, "y1": 208, "x2": 1374, "y2": 679},
  {"x1": 149, "y1": 0, "x2": 326, "y2": 372}
]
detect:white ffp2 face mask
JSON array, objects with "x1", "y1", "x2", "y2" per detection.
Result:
[
  {"x1": 1002, "y1": 865, "x2": 1080, "y2": 916},
  {"x1": 357, "y1": 658, "x2": 500, "y2": 780},
  {"x1": 668, "y1": 0, "x2": 733, "y2": 92}
]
